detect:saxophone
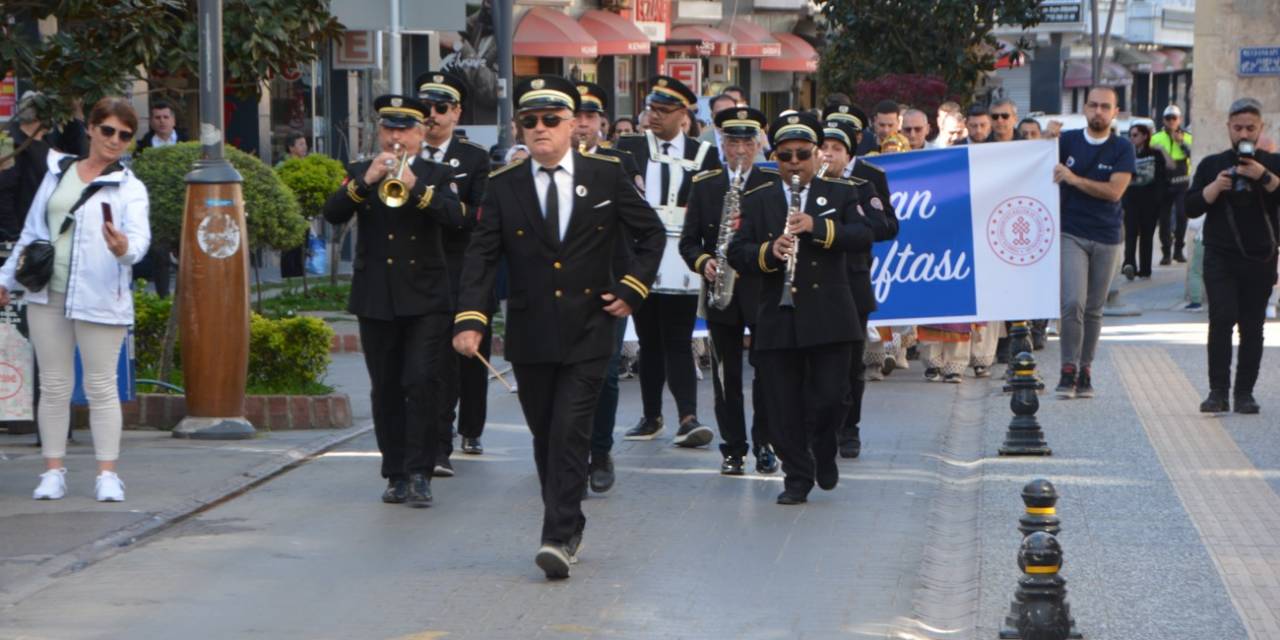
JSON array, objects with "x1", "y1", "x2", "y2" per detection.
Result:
[
  {"x1": 708, "y1": 163, "x2": 747, "y2": 311},
  {"x1": 779, "y1": 173, "x2": 801, "y2": 308}
]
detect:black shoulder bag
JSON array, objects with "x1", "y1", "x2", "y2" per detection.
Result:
[
  {"x1": 1223, "y1": 187, "x2": 1279, "y2": 263},
  {"x1": 16, "y1": 160, "x2": 104, "y2": 292}
]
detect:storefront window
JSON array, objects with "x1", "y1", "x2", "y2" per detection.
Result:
[{"x1": 268, "y1": 63, "x2": 328, "y2": 162}]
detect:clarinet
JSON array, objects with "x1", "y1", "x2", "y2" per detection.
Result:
[{"x1": 779, "y1": 173, "x2": 801, "y2": 309}]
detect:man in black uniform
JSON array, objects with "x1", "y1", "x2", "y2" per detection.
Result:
[
  {"x1": 678, "y1": 106, "x2": 780, "y2": 476},
  {"x1": 452, "y1": 76, "x2": 664, "y2": 579},
  {"x1": 414, "y1": 71, "x2": 493, "y2": 474},
  {"x1": 728, "y1": 112, "x2": 875, "y2": 505},
  {"x1": 573, "y1": 81, "x2": 640, "y2": 494},
  {"x1": 819, "y1": 114, "x2": 900, "y2": 459},
  {"x1": 615, "y1": 75, "x2": 721, "y2": 446},
  {"x1": 323, "y1": 95, "x2": 464, "y2": 508}
]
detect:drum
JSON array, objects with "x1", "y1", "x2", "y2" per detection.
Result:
[{"x1": 652, "y1": 233, "x2": 699, "y2": 295}]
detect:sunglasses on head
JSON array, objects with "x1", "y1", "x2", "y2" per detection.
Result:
[
  {"x1": 425, "y1": 102, "x2": 453, "y2": 115},
  {"x1": 97, "y1": 124, "x2": 134, "y2": 142},
  {"x1": 991, "y1": 112, "x2": 1014, "y2": 120},
  {"x1": 775, "y1": 148, "x2": 814, "y2": 163},
  {"x1": 519, "y1": 113, "x2": 569, "y2": 130}
]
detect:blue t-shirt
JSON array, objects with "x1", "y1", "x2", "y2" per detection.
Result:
[{"x1": 1058, "y1": 129, "x2": 1136, "y2": 244}]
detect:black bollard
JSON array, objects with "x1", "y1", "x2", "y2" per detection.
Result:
[
  {"x1": 1005, "y1": 322, "x2": 1046, "y2": 392},
  {"x1": 1018, "y1": 478, "x2": 1061, "y2": 537},
  {"x1": 996, "y1": 532, "x2": 1079, "y2": 640},
  {"x1": 999, "y1": 353, "x2": 1052, "y2": 456}
]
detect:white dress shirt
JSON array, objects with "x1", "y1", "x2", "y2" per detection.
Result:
[
  {"x1": 644, "y1": 133, "x2": 686, "y2": 208},
  {"x1": 422, "y1": 137, "x2": 452, "y2": 162},
  {"x1": 532, "y1": 151, "x2": 575, "y2": 241},
  {"x1": 151, "y1": 130, "x2": 179, "y2": 148},
  {"x1": 781, "y1": 182, "x2": 810, "y2": 212}
]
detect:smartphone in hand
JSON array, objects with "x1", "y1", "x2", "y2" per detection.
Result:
[{"x1": 102, "y1": 202, "x2": 114, "y2": 225}]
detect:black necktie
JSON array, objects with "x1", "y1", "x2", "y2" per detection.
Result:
[
  {"x1": 660, "y1": 142, "x2": 672, "y2": 206},
  {"x1": 426, "y1": 146, "x2": 440, "y2": 161},
  {"x1": 540, "y1": 166, "x2": 560, "y2": 244}
]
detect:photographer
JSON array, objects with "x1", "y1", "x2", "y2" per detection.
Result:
[{"x1": 1186, "y1": 98, "x2": 1280, "y2": 415}]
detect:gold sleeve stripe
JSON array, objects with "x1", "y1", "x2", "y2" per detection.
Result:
[
  {"x1": 454, "y1": 311, "x2": 489, "y2": 325},
  {"x1": 694, "y1": 254, "x2": 712, "y2": 273},
  {"x1": 415, "y1": 185, "x2": 436, "y2": 210},
  {"x1": 346, "y1": 181, "x2": 365, "y2": 203},
  {"x1": 621, "y1": 274, "x2": 650, "y2": 297},
  {"x1": 823, "y1": 219, "x2": 835, "y2": 250},
  {"x1": 758, "y1": 242, "x2": 778, "y2": 273}
]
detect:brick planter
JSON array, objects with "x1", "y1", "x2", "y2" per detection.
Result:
[{"x1": 111, "y1": 393, "x2": 353, "y2": 431}]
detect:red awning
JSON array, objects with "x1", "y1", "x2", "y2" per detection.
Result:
[
  {"x1": 668, "y1": 25, "x2": 734, "y2": 57},
  {"x1": 579, "y1": 10, "x2": 650, "y2": 56},
  {"x1": 515, "y1": 7, "x2": 598, "y2": 58},
  {"x1": 761, "y1": 33, "x2": 818, "y2": 73},
  {"x1": 1063, "y1": 60, "x2": 1133, "y2": 88},
  {"x1": 721, "y1": 20, "x2": 781, "y2": 58}
]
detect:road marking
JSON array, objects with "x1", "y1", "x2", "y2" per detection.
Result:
[{"x1": 1115, "y1": 345, "x2": 1280, "y2": 638}]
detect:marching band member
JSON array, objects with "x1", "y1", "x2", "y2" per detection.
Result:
[
  {"x1": 322, "y1": 95, "x2": 464, "y2": 508},
  {"x1": 451, "y1": 76, "x2": 664, "y2": 579},
  {"x1": 679, "y1": 106, "x2": 780, "y2": 476},
  {"x1": 728, "y1": 112, "x2": 874, "y2": 505},
  {"x1": 616, "y1": 76, "x2": 721, "y2": 447}
]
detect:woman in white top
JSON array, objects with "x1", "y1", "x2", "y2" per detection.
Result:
[{"x1": 0, "y1": 96, "x2": 151, "y2": 502}]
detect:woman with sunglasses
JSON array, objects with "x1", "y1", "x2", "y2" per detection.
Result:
[
  {"x1": 1121, "y1": 119, "x2": 1173, "y2": 280},
  {"x1": 0, "y1": 96, "x2": 151, "y2": 502}
]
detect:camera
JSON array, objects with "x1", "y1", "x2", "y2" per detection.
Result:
[{"x1": 1233, "y1": 140, "x2": 1257, "y2": 192}]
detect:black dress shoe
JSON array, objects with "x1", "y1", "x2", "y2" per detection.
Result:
[
  {"x1": 720, "y1": 455, "x2": 746, "y2": 475},
  {"x1": 1159, "y1": 255, "x2": 1173, "y2": 266},
  {"x1": 673, "y1": 417, "x2": 713, "y2": 448},
  {"x1": 535, "y1": 544, "x2": 572, "y2": 580},
  {"x1": 381, "y1": 478, "x2": 408, "y2": 504},
  {"x1": 407, "y1": 473, "x2": 433, "y2": 508},
  {"x1": 1234, "y1": 394, "x2": 1261, "y2": 414},
  {"x1": 755, "y1": 445, "x2": 780, "y2": 474},
  {"x1": 461, "y1": 437, "x2": 483, "y2": 455},
  {"x1": 1200, "y1": 389, "x2": 1230, "y2": 413},
  {"x1": 839, "y1": 437, "x2": 862, "y2": 459},
  {"x1": 433, "y1": 454, "x2": 455, "y2": 477},
  {"x1": 816, "y1": 455, "x2": 839, "y2": 491},
  {"x1": 589, "y1": 453, "x2": 616, "y2": 493},
  {"x1": 776, "y1": 489, "x2": 808, "y2": 505},
  {"x1": 623, "y1": 416, "x2": 664, "y2": 440},
  {"x1": 1174, "y1": 249, "x2": 1187, "y2": 263}
]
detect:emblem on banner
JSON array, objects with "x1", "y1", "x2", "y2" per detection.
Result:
[{"x1": 987, "y1": 196, "x2": 1054, "y2": 266}]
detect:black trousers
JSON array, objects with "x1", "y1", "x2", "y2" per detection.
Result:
[
  {"x1": 359, "y1": 313, "x2": 449, "y2": 479},
  {"x1": 708, "y1": 318, "x2": 768, "y2": 457},
  {"x1": 437, "y1": 324, "x2": 492, "y2": 454},
  {"x1": 840, "y1": 311, "x2": 870, "y2": 444},
  {"x1": 1158, "y1": 184, "x2": 1189, "y2": 256},
  {"x1": 1124, "y1": 201, "x2": 1162, "y2": 277},
  {"x1": 757, "y1": 343, "x2": 853, "y2": 495},
  {"x1": 1204, "y1": 248, "x2": 1276, "y2": 395},
  {"x1": 590, "y1": 317, "x2": 628, "y2": 456},
  {"x1": 513, "y1": 355, "x2": 610, "y2": 545},
  {"x1": 633, "y1": 293, "x2": 699, "y2": 419}
]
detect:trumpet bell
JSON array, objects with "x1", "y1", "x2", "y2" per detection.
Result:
[{"x1": 379, "y1": 178, "x2": 409, "y2": 207}]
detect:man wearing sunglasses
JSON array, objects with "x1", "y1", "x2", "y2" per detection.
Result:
[
  {"x1": 451, "y1": 75, "x2": 664, "y2": 579},
  {"x1": 1151, "y1": 104, "x2": 1194, "y2": 264},
  {"x1": 412, "y1": 71, "x2": 493, "y2": 475},
  {"x1": 989, "y1": 98, "x2": 1020, "y2": 143},
  {"x1": 323, "y1": 95, "x2": 465, "y2": 510},
  {"x1": 615, "y1": 75, "x2": 721, "y2": 447},
  {"x1": 728, "y1": 112, "x2": 877, "y2": 505},
  {"x1": 678, "y1": 106, "x2": 781, "y2": 477}
]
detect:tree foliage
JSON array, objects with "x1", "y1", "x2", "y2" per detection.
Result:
[
  {"x1": 817, "y1": 0, "x2": 1042, "y2": 100},
  {"x1": 275, "y1": 154, "x2": 346, "y2": 218},
  {"x1": 0, "y1": 0, "x2": 342, "y2": 125},
  {"x1": 131, "y1": 142, "x2": 307, "y2": 252}
]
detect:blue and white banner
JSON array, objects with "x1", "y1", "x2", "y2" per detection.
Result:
[{"x1": 867, "y1": 140, "x2": 1060, "y2": 325}]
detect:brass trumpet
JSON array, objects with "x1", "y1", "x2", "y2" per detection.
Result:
[{"x1": 378, "y1": 143, "x2": 411, "y2": 207}]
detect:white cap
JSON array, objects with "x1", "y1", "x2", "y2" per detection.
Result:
[{"x1": 1162, "y1": 104, "x2": 1182, "y2": 118}]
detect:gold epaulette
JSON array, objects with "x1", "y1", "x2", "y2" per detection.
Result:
[
  {"x1": 489, "y1": 157, "x2": 526, "y2": 178},
  {"x1": 846, "y1": 176, "x2": 868, "y2": 186},
  {"x1": 619, "y1": 133, "x2": 645, "y2": 138},
  {"x1": 758, "y1": 166, "x2": 780, "y2": 174},
  {"x1": 860, "y1": 160, "x2": 886, "y2": 174},
  {"x1": 692, "y1": 168, "x2": 723, "y2": 183},
  {"x1": 582, "y1": 151, "x2": 620, "y2": 164},
  {"x1": 820, "y1": 176, "x2": 856, "y2": 185},
  {"x1": 743, "y1": 182, "x2": 773, "y2": 197},
  {"x1": 459, "y1": 139, "x2": 488, "y2": 152}
]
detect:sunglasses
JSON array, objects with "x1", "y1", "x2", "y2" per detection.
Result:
[
  {"x1": 901, "y1": 126, "x2": 926, "y2": 133},
  {"x1": 519, "y1": 114, "x2": 569, "y2": 130},
  {"x1": 775, "y1": 148, "x2": 814, "y2": 163},
  {"x1": 991, "y1": 112, "x2": 1014, "y2": 120},
  {"x1": 1164, "y1": 115, "x2": 1179, "y2": 120},
  {"x1": 425, "y1": 102, "x2": 452, "y2": 115},
  {"x1": 97, "y1": 124, "x2": 135, "y2": 142}
]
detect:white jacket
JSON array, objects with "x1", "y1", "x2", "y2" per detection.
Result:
[{"x1": 0, "y1": 151, "x2": 151, "y2": 325}]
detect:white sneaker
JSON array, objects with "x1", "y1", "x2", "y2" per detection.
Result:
[
  {"x1": 33, "y1": 468, "x2": 68, "y2": 500},
  {"x1": 95, "y1": 471, "x2": 126, "y2": 502}
]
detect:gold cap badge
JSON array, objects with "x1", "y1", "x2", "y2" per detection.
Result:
[
  {"x1": 788, "y1": 115, "x2": 799, "y2": 124},
  {"x1": 737, "y1": 110, "x2": 747, "y2": 119},
  {"x1": 531, "y1": 79, "x2": 545, "y2": 89},
  {"x1": 658, "y1": 78, "x2": 669, "y2": 87},
  {"x1": 390, "y1": 97, "x2": 403, "y2": 107}
]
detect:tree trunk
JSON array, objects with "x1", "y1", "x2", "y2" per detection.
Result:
[
  {"x1": 158, "y1": 280, "x2": 180, "y2": 386},
  {"x1": 1099, "y1": 0, "x2": 1119, "y2": 85},
  {"x1": 254, "y1": 263, "x2": 263, "y2": 314}
]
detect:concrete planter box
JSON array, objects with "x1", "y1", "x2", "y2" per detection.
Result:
[{"x1": 105, "y1": 393, "x2": 353, "y2": 431}]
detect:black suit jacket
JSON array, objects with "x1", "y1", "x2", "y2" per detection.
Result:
[
  {"x1": 434, "y1": 136, "x2": 491, "y2": 259},
  {"x1": 847, "y1": 158, "x2": 900, "y2": 314},
  {"x1": 728, "y1": 176, "x2": 874, "y2": 350},
  {"x1": 678, "y1": 166, "x2": 778, "y2": 326},
  {"x1": 322, "y1": 158, "x2": 464, "y2": 320},
  {"x1": 615, "y1": 132, "x2": 721, "y2": 207},
  {"x1": 590, "y1": 145, "x2": 642, "y2": 278},
  {"x1": 453, "y1": 151, "x2": 665, "y2": 365}
]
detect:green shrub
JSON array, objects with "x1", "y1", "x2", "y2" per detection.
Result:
[
  {"x1": 132, "y1": 288, "x2": 176, "y2": 375},
  {"x1": 260, "y1": 283, "x2": 351, "y2": 317},
  {"x1": 131, "y1": 142, "x2": 309, "y2": 251},
  {"x1": 275, "y1": 154, "x2": 346, "y2": 218}
]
